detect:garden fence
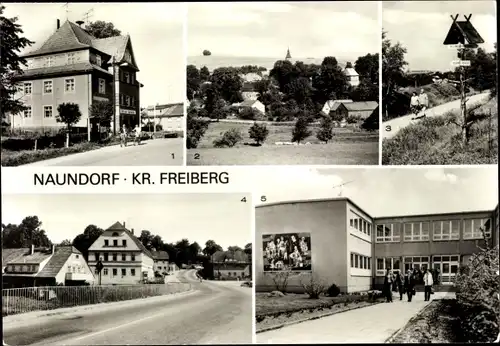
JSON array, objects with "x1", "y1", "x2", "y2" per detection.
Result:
[{"x1": 2, "y1": 282, "x2": 191, "y2": 317}]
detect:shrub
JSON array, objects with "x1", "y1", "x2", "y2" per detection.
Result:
[
  {"x1": 316, "y1": 116, "x2": 334, "y2": 143},
  {"x1": 248, "y1": 122, "x2": 269, "y2": 145},
  {"x1": 300, "y1": 274, "x2": 326, "y2": 299},
  {"x1": 326, "y1": 283, "x2": 341, "y2": 297},
  {"x1": 213, "y1": 128, "x2": 243, "y2": 148},
  {"x1": 186, "y1": 114, "x2": 209, "y2": 149},
  {"x1": 291, "y1": 117, "x2": 311, "y2": 143}
]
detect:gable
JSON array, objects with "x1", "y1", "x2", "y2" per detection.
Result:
[
  {"x1": 443, "y1": 20, "x2": 485, "y2": 46},
  {"x1": 88, "y1": 230, "x2": 142, "y2": 251}
]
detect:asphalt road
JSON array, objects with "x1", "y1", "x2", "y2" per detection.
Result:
[
  {"x1": 382, "y1": 92, "x2": 491, "y2": 140},
  {"x1": 3, "y1": 271, "x2": 252, "y2": 345},
  {"x1": 21, "y1": 138, "x2": 184, "y2": 166}
]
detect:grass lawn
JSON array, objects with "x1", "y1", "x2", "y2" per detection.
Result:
[
  {"x1": 256, "y1": 292, "x2": 382, "y2": 332},
  {"x1": 188, "y1": 121, "x2": 379, "y2": 165},
  {"x1": 382, "y1": 97, "x2": 497, "y2": 165},
  {"x1": 390, "y1": 299, "x2": 462, "y2": 343}
]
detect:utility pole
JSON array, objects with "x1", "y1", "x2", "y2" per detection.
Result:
[{"x1": 83, "y1": 9, "x2": 94, "y2": 26}]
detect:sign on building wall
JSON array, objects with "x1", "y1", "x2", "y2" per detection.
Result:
[
  {"x1": 262, "y1": 233, "x2": 312, "y2": 271},
  {"x1": 120, "y1": 109, "x2": 137, "y2": 115}
]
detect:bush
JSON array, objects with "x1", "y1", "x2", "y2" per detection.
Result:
[
  {"x1": 326, "y1": 283, "x2": 341, "y2": 297},
  {"x1": 186, "y1": 115, "x2": 209, "y2": 149},
  {"x1": 213, "y1": 128, "x2": 243, "y2": 148},
  {"x1": 316, "y1": 116, "x2": 334, "y2": 143},
  {"x1": 248, "y1": 122, "x2": 269, "y2": 145},
  {"x1": 291, "y1": 117, "x2": 311, "y2": 143},
  {"x1": 300, "y1": 274, "x2": 326, "y2": 299}
]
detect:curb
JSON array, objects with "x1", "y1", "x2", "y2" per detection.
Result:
[
  {"x1": 256, "y1": 300, "x2": 384, "y2": 334},
  {"x1": 384, "y1": 299, "x2": 436, "y2": 343},
  {"x1": 3, "y1": 288, "x2": 196, "y2": 325}
]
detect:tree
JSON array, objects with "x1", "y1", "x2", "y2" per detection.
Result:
[
  {"x1": 248, "y1": 122, "x2": 269, "y2": 145},
  {"x1": 350, "y1": 79, "x2": 379, "y2": 102},
  {"x1": 72, "y1": 224, "x2": 104, "y2": 261},
  {"x1": 292, "y1": 117, "x2": 311, "y2": 143},
  {"x1": 200, "y1": 66, "x2": 210, "y2": 82},
  {"x1": 355, "y1": 53, "x2": 379, "y2": 85},
  {"x1": 56, "y1": 103, "x2": 82, "y2": 147},
  {"x1": 138, "y1": 230, "x2": 154, "y2": 249},
  {"x1": 0, "y1": 5, "x2": 34, "y2": 120},
  {"x1": 316, "y1": 116, "x2": 334, "y2": 143},
  {"x1": 58, "y1": 239, "x2": 72, "y2": 246},
  {"x1": 244, "y1": 243, "x2": 252, "y2": 262},
  {"x1": 186, "y1": 104, "x2": 209, "y2": 149},
  {"x1": 284, "y1": 77, "x2": 313, "y2": 106},
  {"x1": 313, "y1": 56, "x2": 348, "y2": 105},
  {"x1": 361, "y1": 106, "x2": 379, "y2": 131},
  {"x1": 210, "y1": 67, "x2": 243, "y2": 103},
  {"x1": 2, "y1": 216, "x2": 52, "y2": 248},
  {"x1": 186, "y1": 65, "x2": 201, "y2": 100},
  {"x1": 89, "y1": 100, "x2": 113, "y2": 134},
  {"x1": 85, "y1": 21, "x2": 121, "y2": 39},
  {"x1": 203, "y1": 240, "x2": 223, "y2": 257}
]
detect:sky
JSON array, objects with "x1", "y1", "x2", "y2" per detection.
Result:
[
  {"x1": 383, "y1": 1, "x2": 497, "y2": 71},
  {"x1": 188, "y1": 2, "x2": 380, "y2": 60},
  {"x1": 2, "y1": 2, "x2": 185, "y2": 106},
  {"x1": 1, "y1": 193, "x2": 252, "y2": 250},
  {"x1": 253, "y1": 166, "x2": 498, "y2": 217}
]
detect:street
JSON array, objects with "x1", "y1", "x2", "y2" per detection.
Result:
[
  {"x1": 382, "y1": 92, "x2": 491, "y2": 140},
  {"x1": 3, "y1": 270, "x2": 252, "y2": 345},
  {"x1": 20, "y1": 138, "x2": 184, "y2": 166}
]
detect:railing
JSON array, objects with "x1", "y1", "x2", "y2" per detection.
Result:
[{"x1": 2, "y1": 282, "x2": 191, "y2": 317}]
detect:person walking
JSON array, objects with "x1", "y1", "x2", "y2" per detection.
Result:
[
  {"x1": 410, "y1": 91, "x2": 420, "y2": 117},
  {"x1": 423, "y1": 268, "x2": 434, "y2": 301},
  {"x1": 418, "y1": 88, "x2": 429, "y2": 117},
  {"x1": 395, "y1": 271, "x2": 405, "y2": 300},
  {"x1": 120, "y1": 124, "x2": 128, "y2": 148},
  {"x1": 383, "y1": 269, "x2": 394, "y2": 303},
  {"x1": 134, "y1": 125, "x2": 141, "y2": 146},
  {"x1": 404, "y1": 269, "x2": 415, "y2": 302}
]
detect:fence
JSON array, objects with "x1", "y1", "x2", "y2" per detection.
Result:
[{"x1": 2, "y1": 282, "x2": 191, "y2": 317}]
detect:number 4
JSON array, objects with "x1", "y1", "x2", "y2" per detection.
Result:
[{"x1": 241, "y1": 197, "x2": 247, "y2": 202}]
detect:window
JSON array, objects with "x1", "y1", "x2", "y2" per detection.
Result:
[
  {"x1": 103, "y1": 253, "x2": 109, "y2": 261},
  {"x1": 43, "y1": 106, "x2": 53, "y2": 118},
  {"x1": 131, "y1": 269, "x2": 136, "y2": 276},
  {"x1": 131, "y1": 97, "x2": 135, "y2": 107},
  {"x1": 131, "y1": 254, "x2": 135, "y2": 261},
  {"x1": 24, "y1": 82, "x2": 32, "y2": 95},
  {"x1": 354, "y1": 254, "x2": 359, "y2": 268},
  {"x1": 24, "y1": 106, "x2": 32, "y2": 118},
  {"x1": 45, "y1": 56, "x2": 55, "y2": 67},
  {"x1": 464, "y1": 218, "x2": 491, "y2": 239},
  {"x1": 112, "y1": 232, "x2": 119, "y2": 237},
  {"x1": 376, "y1": 224, "x2": 400, "y2": 242},
  {"x1": 126, "y1": 95, "x2": 130, "y2": 106},
  {"x1": 124, "y1": 71, "x2": 130, "y2": 83},
  {"x1": 112, "y1": 253, "x2": 117, "y2": 261},
  {"x1": 368, "y1": 258, "x2": 371, "y2": 270},
  {"x1": 119, "y1": 93, "x2": 124, "y2": 105},
  {"x1": 95, "y1": 253, "x2": 100, "y2": 261},
  {"x1": 67, "y1": 53, "x2": 76, "y2": 64},
  {"x1": 350, "y1": 252, "x2": 370, "y2": 270},
  {"x1": 122, "y1": 239, "x2": 127, "y2": 247},
  {"x1": 121, "y1": 268, "x2": 126, "y2": 276},
  {"x1": 350, "y1": 253, "x2": 354, "y2": 267},
  {"x1": 404, "y1": 256, "x2": 429, "y2": 273},
  {"x1": 376, "y1": 257, "x2": 401, "y2": 276},
  {"x1": 76, "y1": 255, "x2": 79, "y2": 259},
  {"x1": 349, "y1": 210, "x2": 372, "y2": 236},
  {"x1": 433, "y1": 220, "x2": 460, "y2": 240},
  {"x1": 112, "y1": 268, "x2": 117, "y2": 276},
  {"x1": 64, "y1": 78, "x2": 75, "y2": 93},
  {"x1": 96, "y1": 54, "x2": 102, "y2": 66},
  {"x1": 403, "y1": 222, "x2": 430, "y2": 241},
  {"x1": 104, "y1": 240, "x2": 109, "y2": 246},
  {"x1": 113, "y1": 239, "x2": 118, "y2": 246},
  {"x1": 98, "y1": 78, "x2": 106, "y2": 94},
  {"x1": 103, "y1": 268, "x2": 108, "y2": 275},
  {"x1": 122, "y1": 253, "x2": 126, "y2": 261},
  {"x1": 43, "y1": 80, "x2": 53, "y2": 94},
  {"x1": 131, "y1": 73, "x2": 135, "y2": 84}
]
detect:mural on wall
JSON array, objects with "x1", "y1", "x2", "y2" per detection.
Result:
[{"x1": 262, "y1": 233, "x2": 312, "y2": 271}]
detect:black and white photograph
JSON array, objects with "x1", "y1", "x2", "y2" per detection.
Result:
[
  {"x1": 0, "y1": 3, "x2": 185, "y2": 167},
  {"x1": 262, "y1": 233, "x2": 312, "y2": 272},
  {"x1": 186, "y1": 1, "x2": 380, "y2": 166},
  {"x1": 382, "y1": 0, "x2": 497, "y2": 165},
  {"x1": 254, "y1": 166, "x2": 499, "y2": 343},
  {"x1": 2, "y1": 193, "x2": 252, "y2": 345}
]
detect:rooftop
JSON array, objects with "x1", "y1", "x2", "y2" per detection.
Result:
[
  {"x1": 2, "y1": 247, "x2": 53, "y2": 265},
  {"x1": 342, "y1": 101, "x2": 378, "y2": 111},
  {"x1": 37, "y1": 246, "x2": 84, "y2": 278},
  {"x1": 144, "y1": 103, "x2": 184, "y2": 118},
  {"x1": 104, "y1": 221, "x2": 153, "y2": 258}
]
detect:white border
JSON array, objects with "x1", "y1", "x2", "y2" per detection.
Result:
[
  {"x1": 378, "y1": 0, "x2": 383, "y2": 166},
  {"x1": 182, "y1": 2, "x2": 188, "y2": 167}
]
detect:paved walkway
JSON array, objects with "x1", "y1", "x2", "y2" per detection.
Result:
[{"x1": 257, "y1": 292, "x2": 455, "y2": 344}]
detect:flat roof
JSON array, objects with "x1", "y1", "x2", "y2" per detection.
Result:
[{"x1": 257, "y1": 198, "x2": 497, "y2": 221}]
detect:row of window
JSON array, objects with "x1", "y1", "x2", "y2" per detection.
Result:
[
  {"x1": 119, "y1": 70, "x2": 135, "y2": 85},
  {"x1": 94, "y1": 252, "x2": 138, "y2": 262},
  {"x1": 350, "y1": 252, "x2": 371, "y2": 270},
  {"x1": 375, "y1": 255, "x2": 460, "y2": 276},
  {"x1": 22, "y1": 78, "x2": 106, "y2": 96},
  {"x1": 103, "y1": 239, "x2": 127, "y2": 247},
  {"x1": 96, "y1": 268, "x2": 137, "y2": 277},
  {"x1": 349, "y1": 210, "x2": 372, "y2": 236},
  {"x1": 5, "y1": 264, "x2": 38, "y2": 273},
  {"x1": 119, "y1": 93, "x2": 136, "y2": 107},
  {"x1": 376, "y1": 218, "x2": 491, "y2": 243}
]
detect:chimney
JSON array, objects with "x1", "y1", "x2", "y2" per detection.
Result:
[
  {"x1": 57, "y1": 19, "x2": 60, "y2": 30},
  {"x1": 131, "y1": 228, "x2": 134, "y2": 235},
  {"x1": 76, "y1": 20, "x2": 85, "y2": 27},
  {"x1": 30, "y1": 244, "x2": 34, "y2": 255},
  {"x1": 123, "y1": 221, "x2": 126, "y2": 228}
]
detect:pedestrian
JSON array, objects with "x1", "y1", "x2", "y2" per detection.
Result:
[
  {"x1": 395, "y1": 271, "x2": 405, "y2": 300},
  {"x1": 410, "y1": 91, "x2": 420, "y2": 117},
  {"x1": 383, "y1": 269, "x2": 394, "y2": 303},
  {"x1": 419, "y1": 88, "x2": 429, "y2": 117},
  {"x1": 134, "y1": 125, "x2": 141, "y2": 145},
  {"x1": 423, "y1": 268, "x2": 434, "y2": 301},
  {"x1": 120, "y1": 124, "x2": 128, "y2": 148},
  {"x1": 404, "y1": 269, "x2": 415, "y2": 302}
]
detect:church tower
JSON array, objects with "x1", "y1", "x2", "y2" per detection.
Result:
[{"x1": 285, "y1": 47, "x2": 292, "y2": 60}]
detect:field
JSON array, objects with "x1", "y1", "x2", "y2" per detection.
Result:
[
  {"x1": 383, "y1": 97, "x2": 497, "y2": 165},
  {"x1": 187, "y1": 121, "x2": 379, "y2": 165}
]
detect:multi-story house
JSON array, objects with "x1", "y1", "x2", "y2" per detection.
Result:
[
  {"x1": 87, "y1": 221, "x2": 154, "y2": 285},
  {"x1": 10, "y1": 19, "x2": 142, "y2": 137},
  {"x1": 151, "y1": 250, "x2": 170, "y2": 275},
  {"x1": 2, "y1": 245, "x2": 95, "y2": 288},
  {"x1": 255, "y1": 197, "x2": 499, "y2": 294},
  {"x1": 142, "y1": 103, "x2": 184, "y2": 133}
]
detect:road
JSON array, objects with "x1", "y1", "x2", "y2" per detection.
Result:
[
  {"x1": 3, "y1": 270, "x2": 252, "y2": 345},
  {"x1": 20, "y1": 138, "x2": 184, "y2": 166},
  {"x1": 382, "y1": 92, "x2": 491, "y2": 140}
]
